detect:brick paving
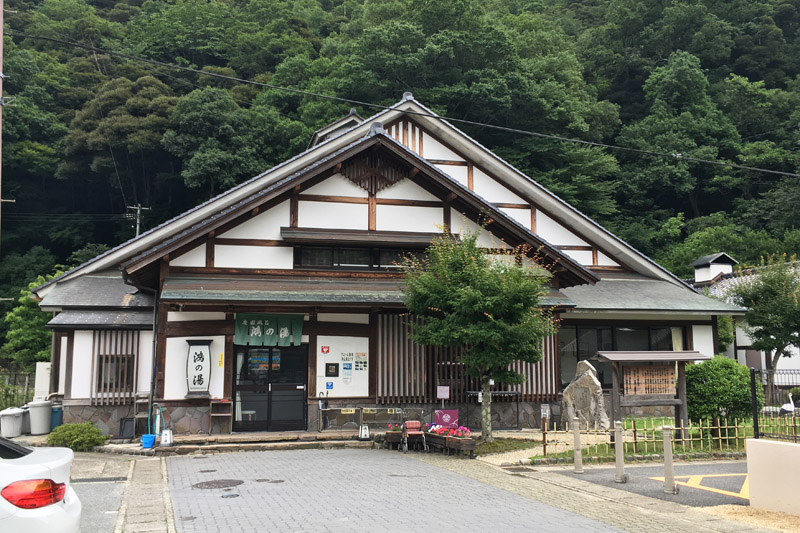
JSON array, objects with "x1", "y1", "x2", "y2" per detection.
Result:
[{"x1": 166, "y1": 449, "x2": 621, "y2": 532}]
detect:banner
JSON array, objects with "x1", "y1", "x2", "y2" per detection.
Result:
[{"x1": 235, "y1": 314, "x2": 303, "y2": 347}]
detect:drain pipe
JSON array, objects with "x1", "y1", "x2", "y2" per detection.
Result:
[{"x1": 122, "y1": 271, "x2": 159, "y2": 421}]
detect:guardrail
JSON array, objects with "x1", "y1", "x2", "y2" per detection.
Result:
[{"x1": 318, "y1": 407, "x2": 426, "y2": 431}]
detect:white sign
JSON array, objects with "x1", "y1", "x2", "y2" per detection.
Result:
[
  {"x1": 316, "y1": 336, "x2": 369, "y2": 398},
  {"x1": 186, "y1": 340, "x2": 212, "y2": 397},
  {"x1": 541, "y1": 404, "x2": 551, "y2": 420},
  {"x1": 436, "y1": 386, "x2": 450, "y2": 400}
]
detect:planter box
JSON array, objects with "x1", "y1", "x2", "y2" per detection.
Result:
[
  {"x1": 385, "y1": 431, "x2": 402, "y2": 449},
  {"x1": 425, "y1": 433, "x2": 475, "y2": 458}
]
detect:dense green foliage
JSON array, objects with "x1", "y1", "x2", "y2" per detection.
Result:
[
  {"x1": 726, "y1": 254, "x2": 800, "y2": 370},
  {"x1": 47, "y1": 422, "x2": 108, "y2": 451},
  {"x1": 2, "y1": 0, "x2": 800, "y2": 363},
  {"x1": 686, "y1": 356, "x2": 761, "y2": 420},
  {"x1": 402, "y1": 231, "x2": 556, "y2": 440}
]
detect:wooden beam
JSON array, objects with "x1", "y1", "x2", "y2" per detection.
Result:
[{"x1": 166, "y1": 320, "x2": 234, "y2": 337}]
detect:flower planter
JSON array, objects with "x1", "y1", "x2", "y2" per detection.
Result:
[
  {"x1": 385, "y1": 431, "x2": 402, "y2": 449},
  {"x1": 424, "y1": 433, "x2": 475, "y2": 458}
]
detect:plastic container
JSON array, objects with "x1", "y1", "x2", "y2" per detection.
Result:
[
  {"x1": 51, "y1": 405, "x2": 63, "y2": 431},
  {"x1": 0, "y1": 408, "x2": 24, "y2": 438},
  {"x1": 141, "y1": 434, "x2": 156, "y2": 449},
  {"x1": 21, "y1": 406, "x2": 31, "y2": 434},
  {"x1": 28, "y1": 399, "x2": 52, "y2": 435}
]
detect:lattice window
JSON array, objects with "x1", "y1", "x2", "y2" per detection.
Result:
[{"x1": 91, "y1": 330, "x2": 139, "y2": 406}]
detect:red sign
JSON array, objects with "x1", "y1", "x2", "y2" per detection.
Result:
[
  {"x1": 435, "y1": 410, "x2": 459, "y2": 429},
  {"x1": 321, "y1": 346, "x2": 330, "y2": 354}
]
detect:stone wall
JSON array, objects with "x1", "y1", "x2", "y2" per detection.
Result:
[
  {"x1": 64, "y1": 404, "x2": 134, "y2": 436},
  {"x1": 64, "y1": 404, "x2": 222, "y2": 436}
]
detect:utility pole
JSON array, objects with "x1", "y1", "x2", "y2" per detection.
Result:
[{"x1": 126, "y1": 204, "x2": 151, "y2": 237}]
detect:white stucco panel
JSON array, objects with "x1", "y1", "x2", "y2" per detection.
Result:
[
  {"x1": 164, "y1": 336, "x2": 226, "y2": 400},
  {"x1": 376, "y1": 205, "x2": 443, "y2": 232},
  {"x1": 70, "y1": 331, "x2": 94, "y2": 399},
  {"x1": 498, "y1": 207, "x2": 532, "y2": 230},
  {"x1": 433, "y1": 164, "x2": 469, "y2": 189},
  {"x1": 170, "y1": 244, "x2": 206, "y2": 268},
  {"x1": 218, "y1": 200, "x2": 289, "y2": 240},
  {"x1": 536, "y1": 211, "x2": 589, "y2": 246},
  {"x1": 376, "y1": 178, "x2": 439, "y2": 201},
  {"x1": 692, "y1": 325, "x2": 715, "y2": 357},
  {"x1": 298, "y1": 201, "x2": 368, "y2": 230},
  {"x1": 422, "y1": 133, "x2": 463, "y2": 160},
  {"x1": 450, "y1": 211, "x2": 510, "y2": 249},
  {"x1": 473, "y1": 167, "x2": 525, "y2": 203},
  {"x1": 562, "y1": 249, "x2": 594, "y2": 265},
  {"x1": 58, "y1": 336, "x2": 68, "y2": 394},
  {"x1": 596, "y1": 250, "x2": 619, "y2": 267},
  {"x1": 137, "y1": 331, "x2": 153, "y2": 394},
  {"x1": 304, "y1": 174, "x2": 368, "y2": 197},
  {"x1": 168, "y1": 312, "x2": 227, "y2": 322},
  {"x1": 214, "y1": 245, "x2": 294, "y2": 269}
]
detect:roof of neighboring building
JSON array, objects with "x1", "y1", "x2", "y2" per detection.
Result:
[
  {"x1": 38, "y1": 271, "x2": 153, "y2": 311},
  {"x1": 562, "y1": 273, "x2": 745, "y2": 314},
  {"x1": 596, "y1": 351, "x2": 713, "y2": 362},
  {"x1": 47, "y1": 310, "x2": 153, "y2": 329},
  {"x1": 689, "y1": 252, "x2": 739, "y2": 267},
  {"x1": 160, "y1": 275, "x2": 577, "y2": 308},
  {"x1": 308, "y1": 108, "x2": 364, "y2": 148}
]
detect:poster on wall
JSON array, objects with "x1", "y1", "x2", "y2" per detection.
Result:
[{"x1": 316, "y1": 336, "x2": 369, "y2": 398}]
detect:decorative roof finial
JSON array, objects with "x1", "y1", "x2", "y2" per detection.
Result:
[{"x1": 368, "y1": 122, "x2": 386, "y2": 137}]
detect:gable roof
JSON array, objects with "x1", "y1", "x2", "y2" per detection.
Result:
[
  {"x1": 690, "y1": 252, "x2": 738, "y2": 267},
  {"x1": 119, "y1": 125, "x2": 599, "y2": 287},
  {"x1": 34, "y1": 94, "x2": 700, "y2": 298}
]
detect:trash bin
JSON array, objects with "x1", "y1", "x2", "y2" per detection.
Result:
[
  {"x1": 28, "y1": 400, "x2": 52, "y2": 435},
  {"x1": 21, "y1": 406, "x2": 31, "y2": 435},
  {"x1": 0, "y1": 408, "x2": 24, "y2": 438},
  {"x1": 51, "y1": 405, "x2": 63, "y2": 431}
]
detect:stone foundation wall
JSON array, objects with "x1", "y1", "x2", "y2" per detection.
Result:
[{"x1": 64, "y1": 404, "x2": 134, "y2": 437}]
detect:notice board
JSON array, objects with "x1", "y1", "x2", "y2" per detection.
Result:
[{"x1": 316, "y1": 336, "x2": 369, "y2": 398}]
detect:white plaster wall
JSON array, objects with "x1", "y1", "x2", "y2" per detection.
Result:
[
  {"x1": 433, "y1": 164, "x2": 469, "y2": 188},
  {"x1": 735, "y1": 324, "x2": 751, "y2": 347},
  {"x1": 298, "y1": 201, "x2": 368, "y2": 230},
  {"x1": 218, "y1": 200, "x2": 289, "y2": 239},
  {"x1": 304, "y1": 174, "x2": 368, "y2": 197},
  {"x1": 747, "y1": 439, "x2": 800, "y2": 516},
  {"x1": 499, "y1": 207, "x2": 532, "y2": 230},
  {"x1": 70, "y1": 331, "x2": 94, "y2": 399},
  {"x1": 376, "y1": 205, "x2": 442, "y2": 232},
  {"x1": 562, "y1": 249, "x2": 594, "y2": 265},
  {"x1": 692, "y1": 325, "x2": 715, "y2": 356},
  {"x1": 596, "y1": 250, "x2": 619, "y2": 267},
  {"x1": 137, "y1": 331, "x2": 154, "y2": 394},
  {"x1": 317, "y1": 313, "x2": 369, "y2": 324},
  {"x1": 376, "y1": 179, "x2": 439, "y2": 201},
  {"x1": 536, "y1": 211, "x2": 589, "y2": 246},
  {"x1": 168, "y1": 312, "x2": 226, "y2": 322},
  {"x1": 170, "y1": 244, "x2": 206, "y2": 268},
  {"x1": 450, "y1": 211, "x2": 509, "y2": 249},
  {"x1": 422, "y1": 133, "x2": 463, "y2": 160},
  {"x1": 164, "y1": 336, "x2": 225, "y2": 400},
  {"x1": 213, "y1": 245, "x2": 294, "y2": 269},
  {"x1": 473, "y1": 167, "x2": 525, "y2": 203},
  {"x1": 58, "y1": 336, "x2": 68, "y2": 394}
]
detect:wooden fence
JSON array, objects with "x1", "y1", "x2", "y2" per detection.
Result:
[{"x1": 0, "y1": 372, "x2": 35, "y2": 410}]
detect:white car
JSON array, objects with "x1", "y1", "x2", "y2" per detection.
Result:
[{"x1": 0, "y1": 437, "x2": 82, "y2": 532}]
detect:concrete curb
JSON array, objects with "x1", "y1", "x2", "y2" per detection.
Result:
[{"x1": 94, "y1": 439, "x2": 377, "y2": 456}]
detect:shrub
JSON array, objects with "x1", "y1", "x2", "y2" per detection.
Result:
[
  {"x1": 686, "y1": 356, "x2": 762, "y2": 420},
  {"x1": 47, "y1": 422, "x2": 107, "y2": 451}
]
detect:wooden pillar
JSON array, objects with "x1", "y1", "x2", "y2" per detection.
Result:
[
  {"x1": 676, "y1": 361, "x2": 689, "y2": 440},
  {"x1": 223, "y1": 313, "x2": 234, "y2": 400},
  {"x1": 611, "y1": 361, "x2": 621, "y2": 423}
]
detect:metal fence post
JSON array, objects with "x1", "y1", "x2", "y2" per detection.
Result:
[
  {"x1": 572, "y1": 417, "x2": 584, "y2": 474},
  {"x1": 750, "y1": 367, "x2": 760, "y2": 439},
  {"x1": 663, "y1": 425, "x2": 678, "y2": 494},
  {"x1": 615, "y1": 421, "x2": 628, "y2": 483}
]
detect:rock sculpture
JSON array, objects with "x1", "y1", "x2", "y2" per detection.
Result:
[{"x1": 561, "y1": 360, "x2": 610, "y2": 430}]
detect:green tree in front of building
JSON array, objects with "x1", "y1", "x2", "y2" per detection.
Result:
[{"x1": 401, "y1": 230, "x2": 556, "y2": 442}]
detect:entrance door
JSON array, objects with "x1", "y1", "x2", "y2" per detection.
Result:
[{"x1": 232, "y1": 345, "x2": 308, "y2": 431}]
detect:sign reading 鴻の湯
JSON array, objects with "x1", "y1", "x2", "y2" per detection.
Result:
[
  {"x1": 623, "y1": 365, "x2": 676, "y2": 395},
  {"x1": 186, "y1": 339, "x2": 212, "y2": 397},
  {"x1": 234, "y1": 314, "x2": 304, "y2": 347}
]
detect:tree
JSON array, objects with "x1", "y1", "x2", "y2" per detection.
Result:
[
  {"x1": 727, "y1": 254, "x2": 800, "y2": 375},
  {"x1": 401, "y1": 231, "x2": 556, "y2": 442},
  {"x1": 686, "y1": 356, "x2": 761, "y2": 420},
  {"x1": 0, "y1": 273, "x2": 62, "y2": 372}
]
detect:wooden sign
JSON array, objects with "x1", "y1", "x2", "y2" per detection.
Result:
[
  {"x1": 186, "y1": 340, "x2": 212, "y2": 397},
  {"x1": 623, "y1": 365, "x2": 676, "y2": 395}
]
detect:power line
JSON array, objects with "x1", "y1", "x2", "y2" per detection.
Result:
[{"x1": 7, "y1": 30, "x2": 800, "y2": 180}]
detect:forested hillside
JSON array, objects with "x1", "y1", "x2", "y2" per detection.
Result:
[{"x1": 2, "y1": 0, "x2": 800, "y2": 348}]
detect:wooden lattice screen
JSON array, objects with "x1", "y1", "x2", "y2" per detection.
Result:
[{"x1": 91, "y1": 330, "x2": 139, "y2": 406}]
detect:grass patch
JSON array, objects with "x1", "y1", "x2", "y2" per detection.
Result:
[{"x1": 475, "y1": 438, "x2": 540, "y2": 456}]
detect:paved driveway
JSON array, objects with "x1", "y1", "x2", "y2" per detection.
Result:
[{"x1": 167, "y1": 449, "x2": 620, "y2": 533}]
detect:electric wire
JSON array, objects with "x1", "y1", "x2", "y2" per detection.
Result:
[{"x1": 7, "y1": 30, "x2": 800, "y2": 179}]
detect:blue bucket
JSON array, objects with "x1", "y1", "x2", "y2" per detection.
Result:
[{"x1": 141, "y1": 434, "x2": 156, "y2": 449}]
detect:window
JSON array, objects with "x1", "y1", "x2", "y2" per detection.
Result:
[
  {"x1": 559, "y1": 325, "x2": 686, "y2": 388},
  {"x1": 91, "y1": 330, "x2": 140, "y2": 405},
  {"x1": 296, "y1": 246, "x2": 424, "y2": 270}
]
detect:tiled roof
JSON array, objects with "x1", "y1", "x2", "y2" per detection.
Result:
[{"x1": 38, "y1": 271, "x2": 153, "y2": 310}]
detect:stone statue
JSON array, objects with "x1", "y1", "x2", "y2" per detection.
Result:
[{"x1": 561, "y1": 361, "x2": 610, "y2": 430}]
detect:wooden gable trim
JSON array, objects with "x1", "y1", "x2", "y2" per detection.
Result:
[{"x1": 384, "y1": 117, "x2": 625, "y2": 271}]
